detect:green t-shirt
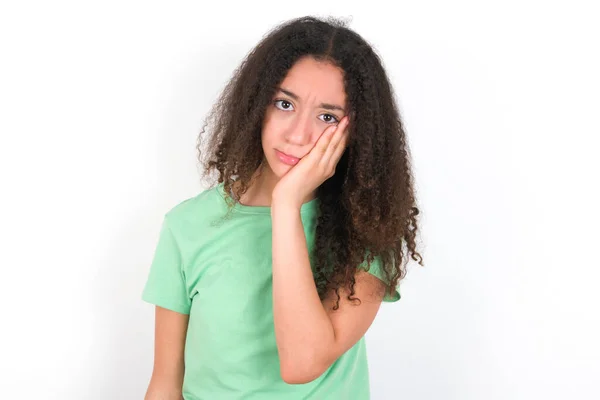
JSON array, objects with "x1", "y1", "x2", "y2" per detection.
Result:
[{"x1": 142, "y1": 182, "x2": 400, "y2": 399}]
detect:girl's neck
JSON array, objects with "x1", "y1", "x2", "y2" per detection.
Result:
[
  {"x1": 234, "y1": 163, "x2": 316, "y2": 207},
  {"x1": 234, "y1": 163, "x2": 278, "y2": 207},
  {"x1": 237, "y1": 177, "x2": 275, "y2": 207}
]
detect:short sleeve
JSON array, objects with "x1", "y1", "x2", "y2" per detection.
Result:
[
  {"x1": 141, "y1": 215, "x2": 191, "y2": 314},
  {"x1": 358, "y1": 253, "x2": 401, "y2": 303}
]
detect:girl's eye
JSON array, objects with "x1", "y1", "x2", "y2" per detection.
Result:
[
  {"x1": 319, "y1": 114, "x2": 339, "y2": 124},
  {"x1": 274, "y1": 99, "x2": 294, "y2": 111},
  {"x1": 274, "y1": 99, "x2": 339, "y2": 125}
]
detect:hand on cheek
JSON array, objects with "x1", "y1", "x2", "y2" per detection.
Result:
[{"x1": 272, "y1": 116, "x2": 351, "y2": 208}]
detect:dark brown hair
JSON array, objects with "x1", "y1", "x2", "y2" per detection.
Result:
[{"x1": 197, "y1": 15, "x2": 424, "y2": 309}]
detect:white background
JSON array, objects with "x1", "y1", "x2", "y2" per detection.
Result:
[{"x1": 1, "y1": 1, "x2": 599, "y2": 399}]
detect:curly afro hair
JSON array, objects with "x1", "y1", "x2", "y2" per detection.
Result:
[{"x1": 196, "y1": 15, "x2": 424, "y2": 309}]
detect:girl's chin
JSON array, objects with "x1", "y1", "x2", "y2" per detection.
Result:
[{"x1": 265, "y1": 159, "x2": 292, "y2": 178}]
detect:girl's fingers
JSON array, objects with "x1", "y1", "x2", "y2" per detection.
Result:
[
  {"x1": 328, "y1": 132, "x2": 349, "y2": 171},
  {"x1": 323, "y1": 123, "x2": 340, "y2": 150},
  {"x1": 321, "y1": 117, "x2": 349, "y2": 168},
  {"x1": 310, "y1": 123, "x2": 337, "y2": 158}
]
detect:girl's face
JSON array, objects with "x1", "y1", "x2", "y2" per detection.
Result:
[{"x1": 261, "y1": 56, "x2": 348, "y2": 179}]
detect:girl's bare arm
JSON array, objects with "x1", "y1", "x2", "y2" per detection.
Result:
[{"x1": 144, "y1": 306, "x2": 189, "y2": 400}]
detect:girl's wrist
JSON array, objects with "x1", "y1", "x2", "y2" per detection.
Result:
[{"x1": 271, "y1": 195, "x2": 303, "y2": 214}]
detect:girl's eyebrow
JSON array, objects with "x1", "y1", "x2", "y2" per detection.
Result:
[{"x1": 277, "y1": 87, "x2": 345, "y2": 112}]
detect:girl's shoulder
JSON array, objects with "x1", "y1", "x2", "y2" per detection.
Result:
[{"x1": 162, "y1": 183, "x2": 225, "y2": 229}]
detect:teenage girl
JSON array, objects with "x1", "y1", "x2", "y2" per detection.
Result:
[{"x1": 142, "y1": 15, "x2": 423, "y2": 400}]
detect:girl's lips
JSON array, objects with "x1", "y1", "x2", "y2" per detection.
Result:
[{"x1": 275, "y1": 149, "x2": 300, "y2": 166}]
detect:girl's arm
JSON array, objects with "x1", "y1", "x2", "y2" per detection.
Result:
[
  {"x1": 271, "y1": 201, "x2": 386, "y2": 385},
  {"x1": 144, "y1": 306, "x2": 189, "y2": 400}
]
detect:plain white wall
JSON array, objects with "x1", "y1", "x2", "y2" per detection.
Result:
[{"x1": 1, "y1": 1, "x2": 598, "y2": 399}]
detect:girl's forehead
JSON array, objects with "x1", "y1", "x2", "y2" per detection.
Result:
[{"x1": 279, "y1": 58, "x2": 347, "y2": 105}]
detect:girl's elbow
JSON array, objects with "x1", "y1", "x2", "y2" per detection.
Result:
[
  {"x1": 280, "y1": 368, "x2": 319, "y2": 385},
  {"x1": 144, "y1": 376, "x2": 184, "y2": 400},
  {"x1": 280, "y1": 359, "x2": 327, "y2": 384}
]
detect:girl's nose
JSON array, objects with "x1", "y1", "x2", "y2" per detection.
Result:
[{"x1": 285, "y1": 116, "x2": 313, "y2": 146}]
